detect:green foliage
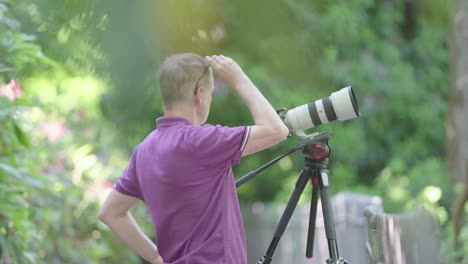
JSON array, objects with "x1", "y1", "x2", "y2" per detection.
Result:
[
  {"x1": 0, "y1": 0, "x2": 460, "y2": 262},
  {"x1": 0, "y1": 1, "x2": 147, "y2": 262},
  {"x1": 0, "y1": 97, "x2": 37, "y2": 263},
  {"x1": 0, "y1": 64, "x2": 142, "y2": 264},
  {"x1": 442, "y1": 211, "x2": 468, "y2": 263},
  {"x1": 206, "y1": 0, "x2": 449, "y2": 204},
  {"x1": 0, "y1": 0, "x2": 54, "y2": 83}
]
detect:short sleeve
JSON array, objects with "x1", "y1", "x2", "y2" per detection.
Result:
[
  {"x1": 189, "y1": 125, "x2": 251, "y2": 168},
  {"x1": 114, "y1": 147, "x2": 142, "y2": 199}
]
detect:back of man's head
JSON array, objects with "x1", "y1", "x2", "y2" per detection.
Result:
[{"x1": 159, "y1": 53, "x2": 211, "y2": 110}]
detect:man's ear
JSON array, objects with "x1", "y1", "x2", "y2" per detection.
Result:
[{"x1": 194, "y1": 86, "x2": 204, "y2": 103}]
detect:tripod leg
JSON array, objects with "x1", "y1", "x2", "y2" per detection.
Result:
[
  {"x1": 258, "y1": 168, "x2": 310, "y2": 264},
  {"x1": 306, "y1": 175, "x2": 319, "y2": 259},
  {"x1": 319, "y1": 170, "x2": 347, "y2": 264}
]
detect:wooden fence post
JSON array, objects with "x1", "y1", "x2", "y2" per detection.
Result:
[{"x1": 364, "y1": 207, "x2": 442, "y2": 264}]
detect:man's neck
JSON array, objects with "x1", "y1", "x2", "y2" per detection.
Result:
[{"x1": 164, "y1": 104, "x2": 200, "y2": 125}]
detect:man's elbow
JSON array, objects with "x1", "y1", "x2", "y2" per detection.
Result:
[
  {"x1": 275, "y1": 124, "x2": 289, "y2": 141},
  {"x1": 98, "y1": 208, "x2": 110, "y2": 223},
  {"x1": 266, "y1": 124, "x2": 288, "y2": 144},
  {"x1": 98, "y1": 207, "x2": 127, "y2": 224}
]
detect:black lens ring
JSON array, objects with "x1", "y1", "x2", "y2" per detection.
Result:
[
  {"x1": 322, "y1": 96, "x2": 337, "y2": 122},
  {"x1": 347, "y1": 86, "x2": 360, "y2": 116},
  {"x1": 308, "y1": 101, "x2": 322, "y2": 126}
]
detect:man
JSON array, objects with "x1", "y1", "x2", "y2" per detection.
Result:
[{"x1": 98, "y1": 53, "x2": 289, "y2": 264}]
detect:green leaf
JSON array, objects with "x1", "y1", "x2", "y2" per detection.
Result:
[
  {"x1": 0, "y1": 65, "x2": 14, "y2": 73},
  {"x1": 12, "y1": 122, "x2": 30, "y2": 147},
  {"x1": 0, "y1": 99, "x2": 17, "y2": 119},
  {"x1": 0, "y1": 232, "x2": 3, "y2": 257},
  {"x1": 23, "y1": 176, "x2": 44, "y2": 189},
  {"x1": 2, "y1": 186, "x2": 22, "y2": 193},
  {"x1": 0, "y1": 163, "x2": 21, "y2": 178}
]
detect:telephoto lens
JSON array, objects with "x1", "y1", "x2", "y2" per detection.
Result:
[{"x1": 283, "y1": 86, "x2": 360, "y2": 133}]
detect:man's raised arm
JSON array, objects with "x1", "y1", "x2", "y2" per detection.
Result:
[{"x1": 205, "y1": 55, "x2": 289, "y2": 156}]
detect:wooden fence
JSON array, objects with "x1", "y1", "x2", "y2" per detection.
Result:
[
  {"x1": 364, "y1": 207, "x2": 442, "y2": 264},
  {"x1": 241, "y1": 192, "x2": 442, "y2": 264}
]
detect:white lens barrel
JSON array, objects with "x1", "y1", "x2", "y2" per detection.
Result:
[
  {"x1": 283, "y1": 104, "x2": 315, "y2": 132},
  {"x1": 283, "y1": 86, "x2": 360, "y2": 132},
  {"x1": 330, "y1": 86, "x2": 360, "y2": 121}
]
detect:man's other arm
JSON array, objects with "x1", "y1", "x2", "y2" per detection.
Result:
[{"x1": 98, "y1": 190, "x2": 163, "y2": 264}]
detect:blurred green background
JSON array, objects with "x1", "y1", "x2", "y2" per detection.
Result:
[{"x1": 1, "y1": 0, "x2": 466, "y2": 263}]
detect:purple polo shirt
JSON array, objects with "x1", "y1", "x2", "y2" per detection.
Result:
[{"x1": 114, "y1": 116, "x2": 251, "y2": 264}]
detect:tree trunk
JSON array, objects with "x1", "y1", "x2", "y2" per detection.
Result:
[
  {"x1": 448, "y1": 0, "x2": 468, "y2": 260},
  {"x1": 402, "y1": 0, "x2": 417, "y2": 40}
]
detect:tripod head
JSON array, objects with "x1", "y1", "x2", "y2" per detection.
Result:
[
  {"x1": 297, "y1": 132, "x2": 331, "y2": 161},
  {"x1": 235, "y1": 132, "x2": 332, "y2": 188}
]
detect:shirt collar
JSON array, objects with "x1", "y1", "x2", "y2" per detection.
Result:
[{"x1": 156, "y1": 116, "x2": 193, "y2": 127}]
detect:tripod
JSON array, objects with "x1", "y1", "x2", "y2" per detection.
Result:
[{"x1": 236, "y1": 132, "x2": 348, "y2": 264}]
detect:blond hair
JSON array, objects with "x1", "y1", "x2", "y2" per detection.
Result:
[{"x1": 159, "y1": 53, "x2": 211, "y2": 110}]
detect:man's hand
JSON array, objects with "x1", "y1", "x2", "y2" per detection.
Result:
[{"x1": 205, "y1": 55, "x2": 246, "y2": 88}]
